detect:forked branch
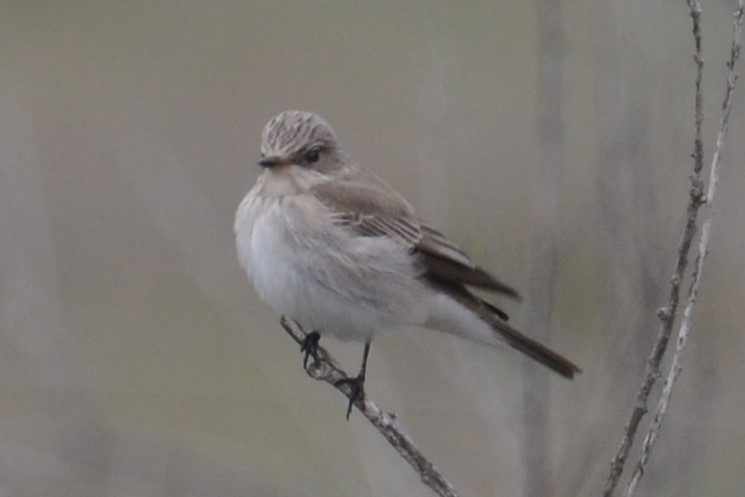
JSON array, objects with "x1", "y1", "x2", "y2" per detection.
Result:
[
  {"x1": 602, "y1": 2, "x2": 743, "y2": 496},
  {"x1": 624, "y1": 3, "x2": 743, "y2": 496}
]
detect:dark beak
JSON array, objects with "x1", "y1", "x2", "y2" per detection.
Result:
[{"x1": 258, "y1": 156, "x2": 283, "y2": 168}]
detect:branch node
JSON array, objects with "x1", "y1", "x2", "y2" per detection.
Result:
[
  {"x1": 655, "y1": 306, "x2": 671, "y2": 321},
  {"x1": 689, "y1": 176, "x2": 706, "y2": 205}
]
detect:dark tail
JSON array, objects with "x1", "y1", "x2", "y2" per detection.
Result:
[
  {"x1": 487, "y1": 317, "x2": 581, "y2": 379},
  {"x1": 428, "y1": 279, "x2": 581, "y2": 379}
]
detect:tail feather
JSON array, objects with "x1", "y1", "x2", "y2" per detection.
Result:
[
  {"x1": 425, "y1": 279, "x2": 581, "y2": 379},
  {"x1": 485, "y1": 317, "x2": 581, "y2": 379}
]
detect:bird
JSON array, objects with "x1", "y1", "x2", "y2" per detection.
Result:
[{"x1": 235, "y1": 110, "x2": 580, "y2": 418}]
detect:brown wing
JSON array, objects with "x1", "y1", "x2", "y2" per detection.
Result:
[
  {"x1": 311, "y1": 169, "x2": 520, "y2": 301},
  {"x1": 311, "y1": 170, "x2": 423, "y2": 247},
  {"x1": 329, "y1": 211, "x2": 422, "y2": 246},
  {"x1": 311, "y1": 169, "x2": 579, "y2": 378},
  {"x1": 417, "y1": 224, "x2": 521, "y2": 300}
]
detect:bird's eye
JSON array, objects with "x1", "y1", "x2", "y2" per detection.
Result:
[
  {"x1": 259, "y1": 152, "x2": 266, "y2": 159},
  {"x1": 304, "y1": 149, "x2": 320, "y2": 163}
]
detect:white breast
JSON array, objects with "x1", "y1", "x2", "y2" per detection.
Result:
[{"x1": 234, "y1": 183, "x2": 429, "y2": 341}]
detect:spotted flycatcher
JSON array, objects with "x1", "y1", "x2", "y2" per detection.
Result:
[{"x1": 235, "y1": 110, "x2": 580, "y2": 417}]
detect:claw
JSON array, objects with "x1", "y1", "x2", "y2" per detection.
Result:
[
  {"x1": 333, "y1": 340, "x2": 372, "y2": 419},
  {"x1": 300, "y1": 331, "x2": 320, "y2": 369},
  {"x1": 335, "y1": 374, "x2": 365, "y2": 420}
]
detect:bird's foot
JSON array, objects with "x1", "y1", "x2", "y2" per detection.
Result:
[
  {"x1": 335, "y1": 374, "x2": 365, "y2": 420},
  {"x1": 300, "y1": 331, "x2": 320, "y2": 369}
]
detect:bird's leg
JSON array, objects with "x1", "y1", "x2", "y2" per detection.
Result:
[
  {"x1": 335, "y1": 340, "x2": 371, "y2": 420},
  {"x1": 300, "y1": 331, "x2": 321, "y2": 369}
]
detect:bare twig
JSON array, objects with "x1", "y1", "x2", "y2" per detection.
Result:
[
  {"x1": 624, "y1": 3, "x2": 743, "y2": 496},
  {"x1": 600, "y1": 4, "x2": 706, "y2": 496},
  {"x1": 279, "y1": 316, "x2": 461, "y2": 497},
  {"x1": 603, "y1": 2, "x2": 743, "y2": 496},
  {"x1": 691, "y1": 0, "x2": 705, "y2": 177}
]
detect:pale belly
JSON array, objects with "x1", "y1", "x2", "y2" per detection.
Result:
[{"x1": 236, "y1": 195, "x2": 429, "y2": 341}]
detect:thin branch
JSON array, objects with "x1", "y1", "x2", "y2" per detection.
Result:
[
  {"x1": 279, "y1": 316, "x2": 461, "y2": 497},
  {"x1": 603, "y1": 2, "x2": 744, "y2": 495},
  {"x1": 624, "y1": 3, "x2": 743, "y2": 496},
  {"x1": 600, "y1": 3, "x2": 706, "y2": 496},
  {"x1": 691, "y1": 0, "x2": 705, "y2": 177}
]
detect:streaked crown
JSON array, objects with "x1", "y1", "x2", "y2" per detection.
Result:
[{"x1": 261, "y1": 110, "x2": 338, "y2": 158}]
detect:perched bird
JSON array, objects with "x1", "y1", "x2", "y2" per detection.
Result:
[{"x1": 235, "y1": 110, "x2": 580, "y2": 418}]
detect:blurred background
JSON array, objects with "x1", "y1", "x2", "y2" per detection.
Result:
[{"x1": 1, "y1": 1, "x2": 743, "y2": 496}]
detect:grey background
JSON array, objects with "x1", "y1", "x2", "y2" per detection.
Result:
[{"x1": 1, "y1": 1, "x2": 743, "y2": 496}]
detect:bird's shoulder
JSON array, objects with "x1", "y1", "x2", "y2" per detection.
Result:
[
  {"x1": 308, "y1": 166, "x2": 420, "y2": 244},
  {"x1": 311, "y1": 166, "x2": 416, "y2": 217},
  {"x1": 310, "y1": 166, "x2": 519, "y2": 299},
  {"x1": 309, "y1": 166, "x2": 472, "y2": 265}
]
